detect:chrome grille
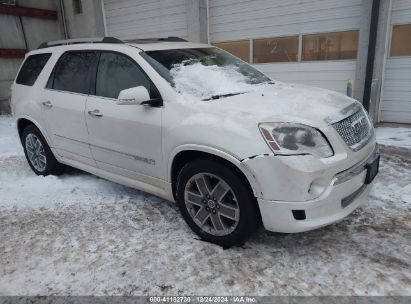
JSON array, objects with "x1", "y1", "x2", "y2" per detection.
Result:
[{"x1": 332, "y1": 108, "x2": 373, "y2": 151}]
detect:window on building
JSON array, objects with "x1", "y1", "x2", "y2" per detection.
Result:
[
  {"x1": 390, "y1": 24, "x2": 411, "y2": 57},
  {"x1": 253, "y1": 36, "x2": 299, "y2": 63},
  {"x1": 302, "y1": 30, "x2": 359, "y2": 61},
  {"x1": 96, "y1": 52, "x2": 151, "y2": 99},
  {"x1": 73, "y1": 0, "x2": 82, "y2": 14},
  {"x1": 50, "y1": 51, "x2": 97, "y2": 94},
  {"x1": 16, "y1": 53, "x2": 51, "y2": 86},
  {"x1": 213, "y1": 40, "x2": 250, "y2": 62},
  {"x1": 0, "y1": 0, "x2": 17, "y2": 5}
]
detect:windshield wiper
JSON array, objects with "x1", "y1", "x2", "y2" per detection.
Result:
[{"x1": 202, "y1": 92, "x2": 246, "y2": 101}]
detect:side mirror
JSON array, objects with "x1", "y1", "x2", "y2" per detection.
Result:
[{"x1": 117, "y1": 86, "x2": 150, "y2": 105}]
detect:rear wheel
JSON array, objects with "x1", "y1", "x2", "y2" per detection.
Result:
[
  {"x1": 22, "y1": 124, "x2": 65, "y2": 176},
  {"x1": 176, "y1": 159, "x2": 260, "y2": 247}
]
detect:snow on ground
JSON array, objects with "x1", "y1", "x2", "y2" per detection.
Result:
[
  {"x1": 376, "y1": 127, "x2": 411, "y2": 149},
  {"x1": 0, "y1": 115, "x2": 410, "y2": 296},
  {"x1": 0, "y1": 117, "x2": 22, "y2": 156}
]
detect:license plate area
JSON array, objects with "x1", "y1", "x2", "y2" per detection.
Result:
[{"x1": 364, "y1": 153, "x2": 380, "y2": 184}]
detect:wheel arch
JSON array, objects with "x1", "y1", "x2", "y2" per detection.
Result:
[
  {"x1": 168, "y1": 145, "x2": 262, "y2": 201},
  {"x1": 16, "y1": 116, "x2": 52, "y2": 148}
]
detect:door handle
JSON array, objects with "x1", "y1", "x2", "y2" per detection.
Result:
[
  {"x1": 88, "y1": 109, "x2": 103, "y2": 117},
  {"x1": 42, "y1": 101, "x2": 53, "y2": 108}
]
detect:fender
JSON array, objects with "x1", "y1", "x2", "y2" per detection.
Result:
[
  {"x1": 15, "y1": 115, "x2": 54, "y2": 150},
  {"x1": 167, "y1": 144, "x2": 263, "y2": 198}
]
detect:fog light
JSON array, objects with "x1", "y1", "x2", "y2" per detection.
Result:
[{"x1": 308, "y1": 178, "x2": 328, "y2": 197}]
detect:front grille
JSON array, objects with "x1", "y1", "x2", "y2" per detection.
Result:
[{"x1": 332, "y1": 108, "x2": 373, "y2": 151}]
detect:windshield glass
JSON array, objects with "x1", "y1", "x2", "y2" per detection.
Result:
[{"x1": 140, "y1": 48, "x2": 272, "y2": 100}]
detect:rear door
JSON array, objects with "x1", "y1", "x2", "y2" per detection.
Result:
[
  {"x1": 41, "y1": 51, "x2": 98, "y2": 165},
  {"x1": 85, "y1": 51, "x2": 163, "y2": 187}
]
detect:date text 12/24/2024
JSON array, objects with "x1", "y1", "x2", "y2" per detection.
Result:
[{"x1": 149, "y1": 296, "x2": 257, "y2": 303}]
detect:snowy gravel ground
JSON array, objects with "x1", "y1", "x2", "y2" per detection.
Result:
[{"x1": 0, "y1": 115, "x2": 410, "y2": 296}]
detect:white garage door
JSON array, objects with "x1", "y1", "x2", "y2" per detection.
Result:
[
  {"x1": 380, "y1": 0, "x2": 411, "y2": 123},
  {"x1": 209, "y1": 0, "x2": 362, "y2": 94},
  {"x1": 103, "y1": 0, "x2": 188, "y2": 40}
]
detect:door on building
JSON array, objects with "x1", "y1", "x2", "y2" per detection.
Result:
[
  {"x1": 208, "y1": 0, "x2": 363, "y2": 95},
  {"x1": 85, "y1": 51, "x2": 164, "y2": 187},
  {"x1": 41, "y1": 51, "x2": 97, "y2": 166},
  {"x1": 379, "y1": 1, "x2": 411, "y2": 123}
]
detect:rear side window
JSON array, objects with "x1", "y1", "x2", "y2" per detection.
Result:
[
  {"x1": 16, "y1": 53, "x2": 51, "y2": 86},
  {"x1": 49, "y1": 51, "x2": 97, "y2": 94},
  {"x1": 95, "y1": 52, "x2": 151, "y2": 99}
]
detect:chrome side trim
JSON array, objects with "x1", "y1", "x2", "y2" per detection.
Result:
[
  {"x1": 44, "y1": 88, "x2": 89, "y2": 97},
  {"x1": 55, "y1": 134, "x2": 89, "y2": 145},
  {"x1": 92, "y1": 145, "x2": 156, "y2": 165},
  {"x1": 334, "y1": 144, "x2": 379, "y2": 185},
  {"x1": 341, "y1": 184, "x2": 367, "y2": 208},
  {"x1": 54, "y1": 134, "x2": 155, "y2": 165}
]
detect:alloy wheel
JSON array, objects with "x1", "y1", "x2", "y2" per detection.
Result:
[
  {"x1": 184, "y1": 173, "x2": 240, "y2": 236},
  {"x1": 25, "y1": 133, "x2": 47, "y2": 172}
]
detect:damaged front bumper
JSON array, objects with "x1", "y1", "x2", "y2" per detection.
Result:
[{"x1": 241, "y1": 143, "x2": 379, "y2": 233}]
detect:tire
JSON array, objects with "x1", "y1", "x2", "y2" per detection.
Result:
[
  {"x1": 176, "y1": 159, "x2": 260, "y2": 247},
  {"x1": 22, "y1": 124, "x2": 65, "y2": 176}
]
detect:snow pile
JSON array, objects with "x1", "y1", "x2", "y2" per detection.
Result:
[
  {"x1": 0, "y1": 115, "x2": 22, "y2": 156},
  {"x1": 0, "y1": 115, "x2": 410, "y2": 296},
  {"x1": 0, "y1": 115, "x2": 150, "y2": 209},
  {"x1": 376, "y1": 127, "x2": 411, "y2": 149},
  {"x1": 170, "y1": 62, "x2": 268, "y2": 102}
]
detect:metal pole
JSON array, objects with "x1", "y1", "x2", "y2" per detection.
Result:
[
  {"x1": 59, "y1": 0, "x2": 69, "y2": 39},
  {"x1": 362, "y1": 0, "x2": 381, "y2": 112}
]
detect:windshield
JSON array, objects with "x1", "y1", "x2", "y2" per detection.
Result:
[{"x1": 140, "y1": 48, "x2": 272, "y2": 100}]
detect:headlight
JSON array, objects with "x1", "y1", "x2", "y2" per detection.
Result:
[{"x1": 259, "y1": 123, "x2": 333, "y2": 158}]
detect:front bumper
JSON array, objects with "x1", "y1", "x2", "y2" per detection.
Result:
[
  {"x1": 257, "y1": 177, "x2": 374, "y2": 233},
  {"x1": 244, "y1": 143, "x2": 379, "y2": 233}
]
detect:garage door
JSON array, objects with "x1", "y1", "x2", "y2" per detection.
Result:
[
  {"x1": 209, "y1": 0, "x2": 362, "y2": 94},
  {"x1": 380, "y1": 0, "x2": 411, "y2": 123},
  {"x1": 103, "y1": 0, "x2": 188, "y2": 40}
]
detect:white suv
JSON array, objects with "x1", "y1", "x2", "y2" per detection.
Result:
[{"x1": 11, "y1": 37, "x2": 379, "y2": 247}]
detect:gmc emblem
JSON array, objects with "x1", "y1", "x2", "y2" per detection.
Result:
[{"x1": 351, "y1": 116, "x2": 366, "y2": 133}]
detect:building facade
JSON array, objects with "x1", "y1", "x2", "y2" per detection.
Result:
[{"x1": 1, "y1": 0, "x2": 410, "y2": 124}]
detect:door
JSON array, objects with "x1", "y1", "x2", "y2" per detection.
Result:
[
  {"x1": 85, "y1": 51, "x2": 163, "y2": 187},
  {"x1": 42, "y1": 51, "x2": 98, "y2": 165},
  {"x1": 379, "y1": 0, "x2": 411, "y2": 123}
]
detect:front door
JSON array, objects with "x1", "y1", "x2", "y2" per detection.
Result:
[
  {"x1": 85, "y1": 51, "x2": 163, "y2": 187},
  {"x1": 41, "y1": 51, "x2": 98, "y2": 166}
]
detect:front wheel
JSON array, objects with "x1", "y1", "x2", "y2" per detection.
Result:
[{"x1": 176, "y1": 159, "x2": 260, "y2": 247}]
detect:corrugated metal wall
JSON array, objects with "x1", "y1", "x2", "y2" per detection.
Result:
[
  {"x1": 256, "y1": 61, "x2": 357, "y2": 93},
  {"x1": 103, "y1": 0, "x2": 188, "y2": 40},
  {"x1": 209, "y1": 0, "x2": 362, "y2": 94},
  {"x1": 209, "y1": 0, "x2": 362, "y2": 42},
  {"x1": 380, "y1": 0, "x2": 411, "y2": 123},
  {"x1": 0, "y1": 0, "x2": 62, "y2": 113}
]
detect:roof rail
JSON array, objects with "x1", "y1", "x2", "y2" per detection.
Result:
[
  {"x1": 125, "y1": 36, "x2": 187, "y2": 44},
  {"x1": 37, "y1": 37, "x2": 124, "y2": 49}
]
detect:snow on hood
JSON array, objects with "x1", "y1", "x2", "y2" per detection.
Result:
[
  {"x1": 170, "y1": 62, "x2": 270, "y2": 102},
  {"x1": 169, "y1": 62, "x2": 357, "y2": 127}
]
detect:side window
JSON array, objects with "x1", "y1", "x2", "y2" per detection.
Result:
[
  {"x1": 16, "y1": 53, "x2": 51, "y2": 86},
  {"x1": 96, "y1": 52, "x2": 151, "y2": 99},
  {"x1": 51, "y1": 51, "x2": 97, "y2": 94}
]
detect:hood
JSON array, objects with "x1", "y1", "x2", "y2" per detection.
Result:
[
  {"x1": 167, "y1": 82, "x2": 362, "y2": 160},
  {"x1": 198, "y1": 82, "x2": 358, "y2": 128}
]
